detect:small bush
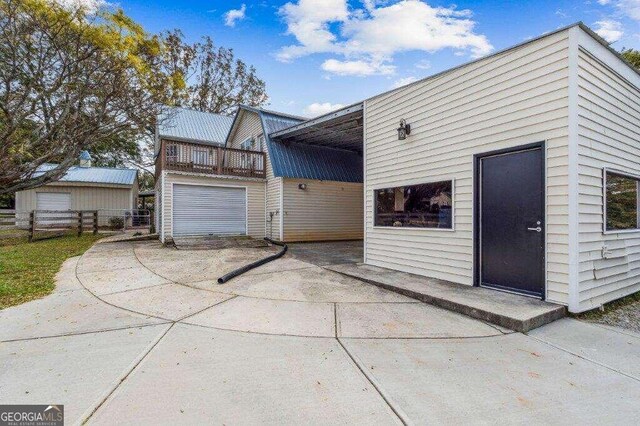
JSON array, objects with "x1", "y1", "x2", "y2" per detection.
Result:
[{"x1": 108, "y1": 216, "x2": 124, "y2": 230}]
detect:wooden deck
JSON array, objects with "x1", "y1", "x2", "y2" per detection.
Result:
[{"x1": 156, "y1": 139, "x2": 266, "y2": 180}]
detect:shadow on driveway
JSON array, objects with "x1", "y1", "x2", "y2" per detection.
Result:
[{"x1": 287, "y1": 240, "x2": 363, "y2": 266}]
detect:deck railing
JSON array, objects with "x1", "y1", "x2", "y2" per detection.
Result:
[{"x1": 156, "y1": 140, "x2": 266, "y2": 180}]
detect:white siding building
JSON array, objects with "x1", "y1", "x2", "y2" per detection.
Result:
[{"x1": 360, "y1": 24, "x2": 639, "y2": 313}]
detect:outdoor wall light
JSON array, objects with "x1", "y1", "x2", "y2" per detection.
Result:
[
  {"x1": 298, "y1": 183, "x2": 307, "y2": 190},
  {"x1": 397, "y1": 119, "x2": 411, "y2": 140}
]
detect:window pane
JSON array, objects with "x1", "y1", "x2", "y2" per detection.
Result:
[
  {"x1": 606, "y1": 172, "x2": 638, "y2": 231},
  {"x1": 375, "y1": 181, "x2": 453, "y2": 228}
]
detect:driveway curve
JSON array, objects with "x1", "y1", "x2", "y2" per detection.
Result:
[
  {"x1": 75, "y1": 240, "x2": 506, "y2": 339},
  {"x1": 3, "y1": 240, "x2": 639, "y2": 425}
]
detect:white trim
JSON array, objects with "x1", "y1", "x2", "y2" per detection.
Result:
[
  {"x1": 371, "y1": 178, "x2": 455, "y2": 232},
  {"x1": 567, "y1": 26, "x2": 580, "y2": 312},
  {"x1": 577, "y1": 28, "x2": 640, "y2": 92},
  {"x1": 279, "y1": 178, "x2": 284, "y2": 241},
  {"x1": 170, "y1": 181, "x2": 249, "y2": 238},
  {"x1": 160, "y1": 171, "x2": 166, "y2": 243},
  {"x1": 363, "y1": 100, "x2": 368, "y2": 264},
  {"x1": 602, "y1": 167, "x2": 640, "y2": 235}
]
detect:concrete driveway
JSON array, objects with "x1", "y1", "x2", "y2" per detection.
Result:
[{"x1": 1, "y1": 240, "x2": 639, "y2": 425}]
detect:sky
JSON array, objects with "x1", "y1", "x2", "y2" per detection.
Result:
[{"x1": 100, "y1": 0, "x2": 640, "y2": 116}]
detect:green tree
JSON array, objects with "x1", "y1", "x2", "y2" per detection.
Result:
[
  {"x1": 159, "y1": 29, "x2": 268, "y2": 114},
  {"x1": 0, "y1": 0, "x2": 175, "y2": 194},
  {"x1": 621, "y1": 48, "x2": 640, "y2": 70}
]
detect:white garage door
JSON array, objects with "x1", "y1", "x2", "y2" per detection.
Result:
[
  {"x1": 36, "y1": 192, "x2": 72, "y2": 225},
  {"x1": 173, "y1": 184, "x2": 246, "y2": 237},
  {"x1": 36, "y1": 192, "x2": 71, "y2": 211}
]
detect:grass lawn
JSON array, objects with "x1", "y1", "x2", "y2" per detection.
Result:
[{"x1": 0, "y1": 232, "x2": 103, "y2": 309}]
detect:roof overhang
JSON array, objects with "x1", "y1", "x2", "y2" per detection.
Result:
[{"x1": 269, "y1": 103, "x2": 363, "y2": 154}]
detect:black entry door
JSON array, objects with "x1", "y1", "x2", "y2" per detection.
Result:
[{"x1": 479, "y1": 147, "x2": 544, "y2": 297}]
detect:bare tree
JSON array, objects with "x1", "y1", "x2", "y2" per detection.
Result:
[
  {"x1": 160, "y1": 30, "x2": 268, "y2": 115},
  {"x1": 0, "y1": 0, "x2": 173, "y2": 194}
]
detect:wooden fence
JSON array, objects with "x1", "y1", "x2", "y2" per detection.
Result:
[{"x1": 28, "y1": 210, "x2": 98, "y2": 242}]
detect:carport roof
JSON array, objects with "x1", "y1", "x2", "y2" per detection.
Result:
[{"x1": 269, "y1": 103, "x2": 363, "y2": 154}]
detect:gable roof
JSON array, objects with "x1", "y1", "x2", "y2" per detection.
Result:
[
  {"x1": 36, "y1": 164, "x2": 137, "y2": 186},
  {"x1": 158, "y1": 107, "x2": 234, "y2": 145}
]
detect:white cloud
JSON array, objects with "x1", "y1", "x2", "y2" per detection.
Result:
[
  {"x1": 392, "y1": 76, "x2": 418, "y2": 88},
  {"x1": 594, "y1": 20, "x2": 624, "y2": 43},
  {"x1": 277, "y1": 0, "x2": 493, "y2": 76},
  {"x1": 304, "y1": 102, "x2": 346, "y2": 116},
  {"x1": 225, "y1": 4, "x2": 247, "y2": 27},
  {"x1": 322, "y1": 58, "x2": 395, "y2": 76},
  {"x1": 53, "y1": 0, "x2": 105, "y2": 12},
  {"x1": 415, "y1": 59, "x2": 431, "y2": 70},
  {"x1": 617, "y1": 0, "x2": 640, "y2": 20},
  {"x1": 598, "y1": 0, "x2": 611, "y2": 5}
]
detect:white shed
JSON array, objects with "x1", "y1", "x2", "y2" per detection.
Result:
[{"x1": 361, "y1": 23, "x2": 640, "y2": 313}]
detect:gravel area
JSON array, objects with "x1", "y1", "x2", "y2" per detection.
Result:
[{"x1": 583, "y1": 298, "x2": 640, "y2": 334}]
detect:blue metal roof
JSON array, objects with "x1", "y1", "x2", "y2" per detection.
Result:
[
  {"x1": 259, "y1": 111, "x2": 363, "y2": 183},
  {"x1": 158, "y1": 107, "x2": 234, "y2": 145},
  {"x1": 36, "y1": 164, "x2": 137, "y2": 186},
  {"x1": 79, "y1": 150, "x2": 92, "y2": 160}
]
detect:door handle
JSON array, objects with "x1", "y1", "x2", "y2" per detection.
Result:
[{"x1": 527, "y1": 226, "x2": 542, "y2": 233}]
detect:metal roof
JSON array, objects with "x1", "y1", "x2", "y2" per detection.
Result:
[
  {"x1": 270, "y1": 103, "x2": 363, "y2": 153},
  {"x1": 158, "y1": 107, "x2": 234, "y2": 145},
  {"x1": 36, "y1": 164, "x2": 137, "y2": 186},
  {"x1": 268, "y1": 140, "x2": 363, "y2": 183},
  {"x1": 259, "y1": 111, "x2": 362, "y2": 183}
]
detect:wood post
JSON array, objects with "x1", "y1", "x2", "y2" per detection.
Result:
[
  {"x1": 28, "y1": 211, "x2": 35, "y2": 243},
  {"x1": 77, "y1": 211, "x2": 83, "y2": 236},
  {"x1": 217, "y1": 146, "x2": 223, "y2": 175},
  {"x1": 93, "y1": 211, "x2": 98, "y2": 235}
]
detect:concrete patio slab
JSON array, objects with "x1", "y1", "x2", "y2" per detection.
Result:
[
  {"x1": 0, "y1": 324, "x2": 170, "y2": 425},
  {"x1": 288, "y1": 241, "x2": 363, "y2": 266},
  {"x1": 336, "y1": 302, "x2": 504, "y2": 338},
  {"x1": 196, "y1": 266, "x2": 418, "y2": 303},
  {"x1": 529, "y1": 318, "x2": 640, "y2": 379},
  {"x1": 327, "y1": 263, "x2": 566, "y2": 332},
  {"x1": 185, "y1": 296, "x2": 335, "y2": 337},
  {"x1": 88, "y1": 324, "x2": 402, "y2": 425},
  {"x1": 341, "y1": 333, "x2": 640, "y2": 424},
  {"x1": 78, "y1": 267, "x2": 171, "y2": 295},
  {"x1": 101, "y1": 284, "x2": 235, "y2": 321},
  {"x1": 0, "y1": 290, "x2": 164, "y2": 341}
]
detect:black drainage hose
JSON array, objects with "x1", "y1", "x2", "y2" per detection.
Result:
[{"x1": 217, "y1": 238, "x2": 288, "y2": 284}]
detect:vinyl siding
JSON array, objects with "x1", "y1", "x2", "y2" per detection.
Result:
[
  {"x1": 364, "y1": 30, "x2": 571, "y2": 304},
  {"x1": 228, "y1": 110, "x2": 263, "y2": 150},
  {"x1": 228, "y1": 109, "x2": 282, "y2": 239},
  {"x1": 16, "y1": 183, "x2": 135, "y2": 212},
  {"x1": 575, "y1": 31, "x2": 640, "y2": 311},
  {"x1": 282, "y1": 178, "x2": 363, "y2": 242},
  {"x1": 161, "y1": 172, "x2": 265, "y2": 241}
]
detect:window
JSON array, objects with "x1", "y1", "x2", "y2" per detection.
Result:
[
  {"x1": 375, "y1": 181, "x2": 453, "y2": 229},
  {"x1": 240, "y1": 138, "x2": 254, "y2": 151},
  {"x1": 605, "y1": 170, "x2": 640, "y2": 231}
]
